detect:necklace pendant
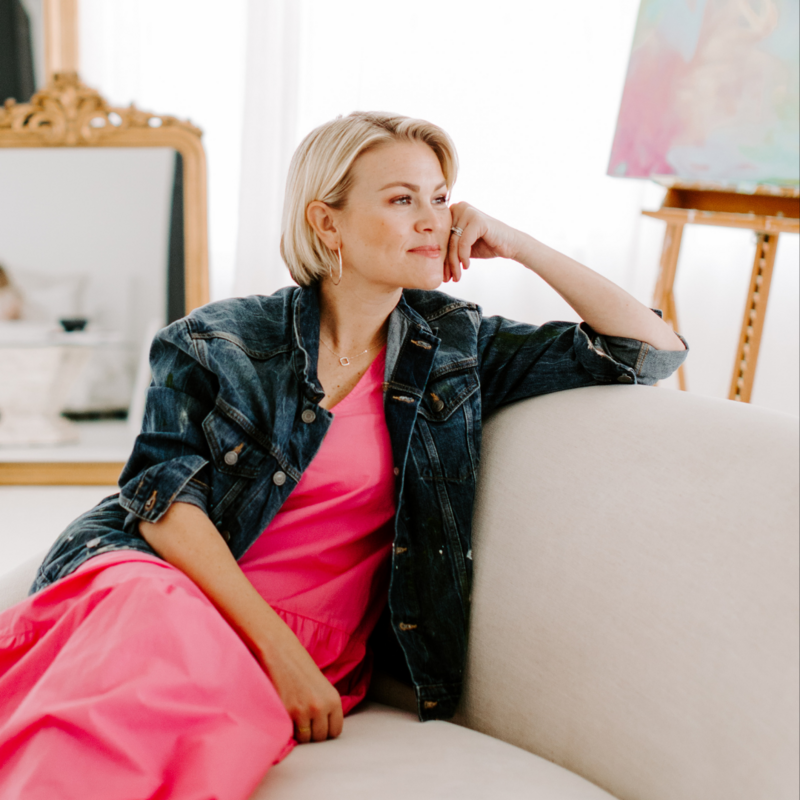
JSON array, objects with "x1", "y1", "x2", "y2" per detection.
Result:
[{"x1": 339, "y1": 356, "x2": 351, "y2": 367}]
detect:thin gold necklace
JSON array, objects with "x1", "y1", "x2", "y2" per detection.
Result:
[{"x1": 319, "y1": 335, "x2": 384, "y2": 367}]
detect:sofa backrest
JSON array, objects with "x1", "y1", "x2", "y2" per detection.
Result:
[{"x1": 460, "y1": 384, "x2": 799, "y2": 800}]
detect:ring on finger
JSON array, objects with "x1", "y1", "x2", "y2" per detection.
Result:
[
  {"x1": 450, "y1": 226, "x2": 464, "y2": 237},
  {"x1": 297, "y1": 726, "x2": 311, "y2": 734}
]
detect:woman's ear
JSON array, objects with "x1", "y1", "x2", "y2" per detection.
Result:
[{"x1": 306, "y1": 201, "x2": 340, "y2": 250}]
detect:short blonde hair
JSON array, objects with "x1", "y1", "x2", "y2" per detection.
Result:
[{"x1": 280, "y1": 111, "x2": 459, "y2": 286}]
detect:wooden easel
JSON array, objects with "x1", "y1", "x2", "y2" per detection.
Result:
[{"x1": 643, "y1": 182, "x2": 800, "y2": 402}]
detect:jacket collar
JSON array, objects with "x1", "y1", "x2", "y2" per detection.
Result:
[
  {"x1": 291, "y1": 285, "x2": 325, "y2": 403},
  {"x1": 291, "y1": 284, "x2": 442, "y2": 402}
]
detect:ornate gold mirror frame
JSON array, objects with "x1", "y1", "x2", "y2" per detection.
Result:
[{"x1": 0, "y1": 72, "x2": 209, "y2": 485}]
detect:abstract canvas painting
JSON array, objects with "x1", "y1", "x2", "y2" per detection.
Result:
[{"x1": 608, "y1": 0, "x2": 799, "y2": 186}]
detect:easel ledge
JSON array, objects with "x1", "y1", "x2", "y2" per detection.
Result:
[{"x1": 644, "y1": 180, "x2": 799, "y2": 402}]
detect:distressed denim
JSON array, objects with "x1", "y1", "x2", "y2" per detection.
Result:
[{"x1": 32, "y1": 285, "x2": 688, "y2": 720}]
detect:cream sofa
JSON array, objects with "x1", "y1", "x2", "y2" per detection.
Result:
[{"x1": 1, "y1": 385, "x2": 798, "y2": 799}]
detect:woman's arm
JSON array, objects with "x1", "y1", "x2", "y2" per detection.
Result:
[
  {"x1": 446, "y1": 202, "x2": 685, "y2": 352},
  {"x1": 139, "y1": 502, "x2": 343, "y2": 744}
]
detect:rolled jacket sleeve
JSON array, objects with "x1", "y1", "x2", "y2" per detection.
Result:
[
  {"x1": 479, "y1": 309, "x2": 688, "y2": 415},
  {"x1": 118, "y1": 320, "x2": 215, "y2": 529},
  {"x1": 589, "y1": 309, "x2": 688, "y2": 385}
]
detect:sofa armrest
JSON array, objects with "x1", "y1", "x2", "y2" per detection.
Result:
[
  {"x1": 0, "y1": 550, "x2": 45, "y2": 612},
  {"x1": 462, "y1": 384, "x2": 799, "y2": 800}
]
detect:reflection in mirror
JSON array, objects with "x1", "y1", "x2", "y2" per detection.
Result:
[
  {"x1": 0, "y1": 147, "x2": 180, "y2": 465},
  {"x1": 0, "y1": 0, "x2": 39, "y2": 104}
]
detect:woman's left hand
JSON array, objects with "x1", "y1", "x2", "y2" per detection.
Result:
[{"x1": 445, "y1": 202, "x2": 523, "y2": 282}]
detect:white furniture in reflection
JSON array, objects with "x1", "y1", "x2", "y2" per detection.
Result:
[{"x1": 0, "y1": 322, "x2": 120, "y2": 446}]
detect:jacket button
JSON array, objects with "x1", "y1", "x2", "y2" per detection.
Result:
[
  {"x1": 222, "y1": 530, "x2": 231, "y2": 543},
  {"x1": 301, "y1": 409, "x2": 316, "y2": 424},
  {"x1": 432, "y1": 399, "x2": 445, "y2": 413},
  {"x1": 224, "y1": 450, "x2": 239, "y2": 466},
  {"x1": 393, "y1": 467, "x2": 400, "y2": 476},
  {"x1": 273, "y1": 471, "x2": 287, "y2": 486},
  {"x1": 617, "y1": 374, "x2": 634, "y2": 384}
]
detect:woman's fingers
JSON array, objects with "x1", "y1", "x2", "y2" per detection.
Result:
[
  {"x1": 442, "y1": 252, "x2": 454, "y2": 283},
  {"x1": 458, "y1": 231, "x2": 472, "y2": 271},
  {"x1": 447, "y1": 231, "x2": 462, "y2": 282},
  {"x1": 295, "y1": 718, "x2": 313, "y2": 744},
  {"x1": 447, "y1": 201, "x2": 520, "y2": 269},
  {"x1": 448, "y1": 202, "x2": 484, "y2": 281},
  {"x1": 328, "y1": 704, "x2": 344, "y2": 739},
  {"x1": 310, "y1": 711, "x2": 329, "y2": 742},
  {"x1": 292, "y1": 690, "x2": 343, "y2": 743}
]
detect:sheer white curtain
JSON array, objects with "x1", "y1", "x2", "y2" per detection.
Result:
[
  {"x1": 232, "y1": 1, "x2": 301, "y2": 298},
  {"x1": 79, "y1": 0, "x2": 249, "y2": 301}
]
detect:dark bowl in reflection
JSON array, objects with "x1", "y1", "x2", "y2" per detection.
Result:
[{"x1": 59, "y1": 318, "x2": 89, "y2": 332}]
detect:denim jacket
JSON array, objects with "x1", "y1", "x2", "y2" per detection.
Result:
[{"x1": 33, "y1": 285, "x2": 687, "y2": 720}]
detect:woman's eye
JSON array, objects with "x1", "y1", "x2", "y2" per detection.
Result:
[
  {"x1": 391, "y1": 196, "x2": 412, "y2": 205},
  {"x1": 434, "y1": 195, "x2": 449, "y2": 205}
]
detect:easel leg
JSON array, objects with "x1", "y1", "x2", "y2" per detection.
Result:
[
  {"x1": 653, "y1": 222, "x2": 686, "y2": 390},
  {"x1": 728, "y1": 232, "x2": 778, "y2": 403}
]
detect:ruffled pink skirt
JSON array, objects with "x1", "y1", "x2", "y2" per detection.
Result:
[{"x1": 0, "y1": 553, "x2": 306, "y2": 800}]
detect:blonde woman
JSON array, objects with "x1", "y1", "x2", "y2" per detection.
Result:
[{"x1": 0, "y1": 112, "x2": 687, "y2": 798}]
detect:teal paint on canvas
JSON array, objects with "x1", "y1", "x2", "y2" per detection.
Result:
[{"x1": 609, "y1": 0, "x2": 800, "y2": 187}]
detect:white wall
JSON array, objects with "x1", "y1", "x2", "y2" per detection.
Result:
[{"x1": 0, "y1": 147, "x2": 173, "y2": 410}]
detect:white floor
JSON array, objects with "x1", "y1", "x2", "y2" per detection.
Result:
[
  {"x1": 0, "y1": 486, "x2": 117, "y2": 580},
  {"x1": 0, "y1": 420, "x2": 133, "y2": 580}
]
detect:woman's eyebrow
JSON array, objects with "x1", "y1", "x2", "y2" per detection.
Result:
[{"x1": 378, "y1": 181, "x2": 448, "y2": 192}]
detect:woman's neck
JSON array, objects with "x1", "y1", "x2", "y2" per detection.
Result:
[{"x1": 317, "y1": 277, "x2": 399, "y2": 354}]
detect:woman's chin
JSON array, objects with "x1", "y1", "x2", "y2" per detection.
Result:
[
  {"x1": 378, "y1": 261, "x2": 445, "y2": 292},
  {"x1": 411, "y1": 263, "x2": 446, "y2": 291}
]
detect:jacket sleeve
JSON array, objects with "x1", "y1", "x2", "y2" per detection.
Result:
[
  {"x1": 478, "y1": 309, "x2": 688, "y2": 416},
  {"x1": 117, "y1": 318, "x2": 217, "y2": 527}
]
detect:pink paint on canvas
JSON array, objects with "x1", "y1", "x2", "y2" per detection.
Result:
[{"x1": 608, "y1": 0, "x2": 799, "y2": 186}]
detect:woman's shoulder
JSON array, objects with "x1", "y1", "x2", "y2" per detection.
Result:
[
  {"x1": 189, "y1": 287, "x2": 296, "y2": 333},
  {"x1": 158, "y1": 287, "x2": 297, "y2": 352}
]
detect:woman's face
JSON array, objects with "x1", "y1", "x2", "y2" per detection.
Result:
[{"x1": 334, "y1": 140, "x2": 452, "y2": 292}]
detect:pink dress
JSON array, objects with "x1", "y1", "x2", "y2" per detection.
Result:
[{"x1": 0, "y1": 350, "x2": 395, "y2": 800}]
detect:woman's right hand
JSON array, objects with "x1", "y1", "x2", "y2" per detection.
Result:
[
  {"x1": 139, "y1": 502, "x2": 344, "y2": 744},
  {"x1": 256, "y1": 627, "x2": 344, "y2": 744}
]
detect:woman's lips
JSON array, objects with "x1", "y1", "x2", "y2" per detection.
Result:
[{"x1": 408, "y1": 246, "x2": 442, "y2": 259}]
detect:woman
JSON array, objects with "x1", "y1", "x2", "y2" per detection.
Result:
[{"x1": 0, "y1": 112, "x2": 687, "y2": 798}]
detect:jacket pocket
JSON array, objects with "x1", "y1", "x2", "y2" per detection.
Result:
[
  {"x1": 418, "y1": 370, "x2": 479, "y2": 423},
  {"x1": 203, "y1": 405, "x2": 269, "y2": 479}
]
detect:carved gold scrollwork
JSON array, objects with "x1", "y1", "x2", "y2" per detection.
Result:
[
  {"x1": 0, "y1": 70, "x2": 208, "y2": 318},
  {"x1": 0, "y1": 72, "x2": 202, "y2": 146}
]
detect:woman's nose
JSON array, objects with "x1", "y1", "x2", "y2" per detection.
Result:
[{"x1": 415, "y1": 203, "x2": 443, "y2": 232}]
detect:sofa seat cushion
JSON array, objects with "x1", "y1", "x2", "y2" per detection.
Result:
[{"x1": 253, "y1": 703, "x2": 618, "y2": 799}]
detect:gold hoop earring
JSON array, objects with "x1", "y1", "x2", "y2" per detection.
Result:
[{"x1": 330, "y1": 247, "x2": 342, "y2": 286}]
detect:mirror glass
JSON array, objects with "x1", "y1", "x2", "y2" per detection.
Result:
[{"x1": 0, "y1": 147, "x2": 181, "y2": 466}]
